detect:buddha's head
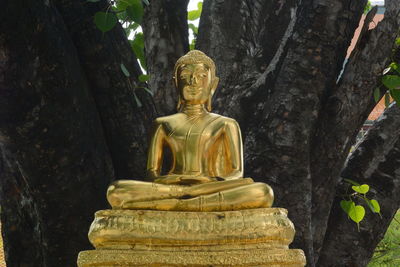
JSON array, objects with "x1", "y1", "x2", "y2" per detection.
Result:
[{"x1": 173, "y1": 50, "x2": 219, "y2": 111}]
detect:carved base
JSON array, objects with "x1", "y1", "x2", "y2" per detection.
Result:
[
  {"x1": 77, "y1": 208, "x2": 306, "y2": 266},
  {"x1": 78, "y1": 248, "x2": 305, "y2": 266}
]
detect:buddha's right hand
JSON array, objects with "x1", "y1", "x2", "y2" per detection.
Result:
[{"x1": 154, "y1": 175, "x2": 218, "y2": 185}]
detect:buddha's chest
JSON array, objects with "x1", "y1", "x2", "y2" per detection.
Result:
[{"x1": 163, "y1": 115, "x2": 223, "y2": 147}]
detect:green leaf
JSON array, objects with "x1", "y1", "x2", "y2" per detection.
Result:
[
  {"x1": 117, "y1": 10, "x2": 128, "y2": 21},
  {"x1": 364, "y1": 198, "x2": 375, "y2": 212},
  {"x1": 142, "y1": 0, "x2": 150, "y2": 5},
  {"x1": 120, "y1": 63, "x2": 130, "y2": 77},
  {"x1": 385, "y1": 92, "x2": 391, "y2": 107},
  {"x1": 115, "y1": 0, "x2": 135, "y2": 11},
  {"x1": 374, "y1": 88, "x2": 381, "y2": 103},
  {"x1": 143, "y1": 87, "x2": 154, "y2": 96},
  {"x1": 139, "y1": 74, "x2": 149, "y2": 82},
  {"x1": 396, "y1": 37, "x2": 400, "y2": 46},
  {"x1": 343, "y1": 178, "x2": 360, "y2": 186},
  {"x1": 370, "y1": 199, "x2": 381, "y2": 213},
  {"x1": 126, "y1": 0, "x2": 144, "y2": 24},
  {"x1": 131, "y1": 33, "x2": 146, "y2": 70},
  {"x1": 133, "y1": 92, "x2": 142, "y2": 108},
  {"x1": 389, "y1": 62, "x2": 400, "y2": 74},
  {"x1": 382, "y1": 75, "x2": 400, "y2": 89},
  {"x1": 124, "y1": 22, "x2": 140, "y2": 36},
  {"x1": 364, "y1": 1, "x2": 371, "y2": 14},
  {"x1": 188, "y1": 10, "x2": 201, "y2": 21},
  {"x1": 188, "y1": 23, "x2": 198, "y2": 35},
  {"x1": 348, "y1": 203, "x2": 365, "y2": 224},
  {"x1": 352, "y1": 184, "x2": 370, "y2": 194},
  {"x1": 94, "y1": 12, "x2": 118, "y2": 33},
  {"x1": 115, "y1": 1, "x2": 128, "y2": 11},
  {"x1": 389, "y1": 89, "x2": 400, "y2": 106},
  {"x1": 340, "y1": 200, "x2": 353, "y2": 214},
  {"x1": 188, "y1": 2, "x2": 202, "y2": 21},
  {"x1": 128, "y1": 22, "x2": 140, "y2": 31}
]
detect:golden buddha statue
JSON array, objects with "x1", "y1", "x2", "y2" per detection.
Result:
[
  {"x1": 77, "y1": 50, "x2": 305, "y2": 267},
  {"x1": 107, "y1": 50, "x2": 273, "y2": 212}
]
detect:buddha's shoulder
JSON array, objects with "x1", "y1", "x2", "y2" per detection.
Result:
[
  {"x1": 153, "y1": 113, "x2": 239, "y2": 126},
  {"x1": 153, "y1": 113, "x2": 186, "y2": 125},
  {"x1": 209, "y1": 113, "x2": 238, "y2": 123}
]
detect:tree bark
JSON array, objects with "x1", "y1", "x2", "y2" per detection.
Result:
[
  {"x1": 0, "y1": 0, "x2": 399, "y2": 266},
  {"x1": 311, "y1": 1, "x2": 400, "y2": 260},
  {"x1": 55, "y1": 0, "x2": 157, "y2": 179},
  {"x1": 318, "y1": 103, "x2": 400, "y2": 266},
  {"x1": 0, "y1": 0, "x2": 114, "y2": 266},
  {"x1": 142, "y1": 0, "x2": 189, "y2": 115}
]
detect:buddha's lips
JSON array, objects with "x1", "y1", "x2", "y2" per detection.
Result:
[{"x1": 185, "y1": 86, "x2": 202, "y2": 94}]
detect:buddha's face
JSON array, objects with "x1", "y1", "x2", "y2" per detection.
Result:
[{"x1": 177, "y1": 63, "x2": 213, "y2": 104}]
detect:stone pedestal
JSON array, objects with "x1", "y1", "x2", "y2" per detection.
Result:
[{"x1": 77, "y1": 208, "x2": 305, "y2": 267}]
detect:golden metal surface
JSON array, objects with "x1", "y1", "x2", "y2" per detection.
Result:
[
  {"x1": 107, "y1": 50, "x2": 273, "y2": 211},
  {"x1": 77, "y1": 50, "x2": 306, "y2": 267},
  {"x1": 88, "y1": 208, "x2": 295, "y2": 249},
  {"x1": 78, "y1": 248, "x2": 306, "y2": 267}
]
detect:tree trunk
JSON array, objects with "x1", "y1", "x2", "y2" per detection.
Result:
[
  {"x1": 0, "y1": 0, "x2": 399, "y2": 266},
  {"x1": 318, "y1": 103, "x2": 400, "y2": 266},
  {"x1": 0, "y1": 1, "x2": 114, "y2": 266}
]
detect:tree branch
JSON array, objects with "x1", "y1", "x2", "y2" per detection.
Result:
[
  {"x1": 142, "y1": 0, "x2": 189, "y2": 115},
  {"x1": 310, "y1": 2, "x2": 400, "y2": 258},
  {"x1": 240, "y1": 1, "x2": 368, "y2": 264},
  {"x1": 55, "y1": 0, "x2": 157, "y2": 179},
  {"x1": 317, "y1": 103, "x2": 400, "y2": 267},
  {"x1": 197, "y1": 0, "x2": 298, "y2": 117}
]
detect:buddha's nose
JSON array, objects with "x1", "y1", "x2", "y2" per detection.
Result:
[{"x1": 190, "y1": 75, "x2": 198, "y2": 85}]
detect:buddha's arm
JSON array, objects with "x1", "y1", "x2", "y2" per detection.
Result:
[
  {"x1": 221, "y1": 119, "x2": 243, "y2": 180},
  {"x1": 146, "y1": 120, "x2": 166, "y2": 181}
]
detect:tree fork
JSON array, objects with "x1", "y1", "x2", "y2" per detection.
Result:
[
  {"x1": 311, "y1": 2, "x2": 400, "y2": 260},
  {"x1": 55, "y1": 0, "x2": 157, "y2": 179},
  {"x1": 318, "y1": 104, "x2": 400, "y2": 266}
]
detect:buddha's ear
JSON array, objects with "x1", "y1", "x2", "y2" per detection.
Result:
[
  {"x1": 206, "y1": 77, "x2": 219, "y2": 112},
  {"x1": 173, "y1": 76, "x2": 178, "y2": 88},
  {"x1": 210, "y1": 77, "x2": 219, "y2": 96}
]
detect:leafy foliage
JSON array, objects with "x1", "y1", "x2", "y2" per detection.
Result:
[
  {"x1": 120, "y1": 63, "x2": 130, "y2": 77},
  {"x1": 125, "y1": 0, "x2": 144, "y2": 24},
  {"x1": 130, "y1": 32, "x2": 146, "y2": 70},
  {"x1": 382, "y1": 75, "x2": 400, "y2": 90},
  {"x1": 187, "y1": 2, "x2": 202, "y2": 21},
  {"x1": 364, "y1": 1, "x2": 372, "y2": 14},
  {"x1": 187, "y1": 2, "x2": 202, "y2": 50},
  {"x1": 89, "y1": 0, "x2": 151, "y2": 102},
  {"x1": 368, "y1": 211, "x2": 400, "y2": 267},
  {"x1": 382, "y1": 73, "x2": 400, "y2": 106},
  {"x1": 188, "y1": 23, "x2": 198, "y2": 35},
  {"x1": 90, "y1": 0, "x2": 146, "y2": 33},
  {"x1": 138, "y1": 74, "x2": 149, "y2": 82},
  {"x1": 341, "y1": 179, "x2": 381, "y2": 231},
  {"x1": 380, "y1": 40, "x2": 400, "y2": 107},
  {"x1": 94, "y1": 11, "x2": 118, "y2": 33}
]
